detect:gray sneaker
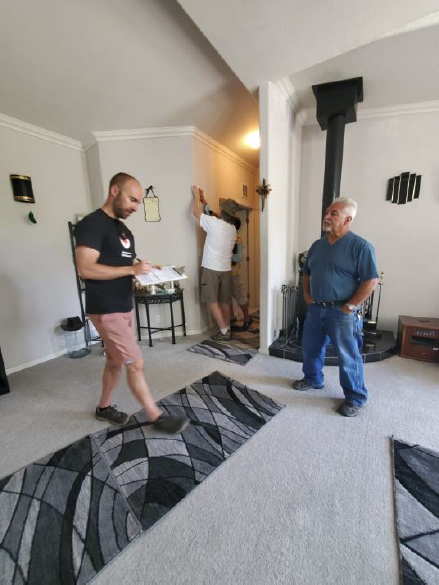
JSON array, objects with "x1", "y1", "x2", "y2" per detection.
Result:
[
  {"x1": 211, "y1": 330, "x2": 231, "y2": 342},
  {"x1": 292, "y1": 378, "x2": 324, "y2": 391},
  {"x1": 95, "y1": 405, "x2": 130, "y2": 425},
  {"x1": 153, "y1": 415, "x2": 190, "y2": 434},
  {"x1": 337, "y1": 401, "x2": 362, "y2": 417}
]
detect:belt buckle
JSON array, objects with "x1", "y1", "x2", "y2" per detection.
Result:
[{"x1": 323, "y1": 301, "x2": 335, "y2": 307}]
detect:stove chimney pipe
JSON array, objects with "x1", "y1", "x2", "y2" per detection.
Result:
[{"x1": 312, "y1": 77, "x2": 363, "y2": 235}]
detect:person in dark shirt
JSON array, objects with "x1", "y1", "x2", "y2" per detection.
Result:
[
  {"x1": 75, "y1": 172, "x2": 189, "y2": 434},
  {"x1": 230, "y1": 217, "x2": 252, "y2": 331},
  {"x1": 292, "y1": 198, "x2": 379, "y2": 417}
]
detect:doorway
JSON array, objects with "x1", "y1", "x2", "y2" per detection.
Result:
[{"x1": 232, "y1": 206, "x2": 259, "y2": 319}]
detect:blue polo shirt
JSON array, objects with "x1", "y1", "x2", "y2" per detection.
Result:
[{"x1": 303, "y1": 231, "x2": 379, "y2": 302}]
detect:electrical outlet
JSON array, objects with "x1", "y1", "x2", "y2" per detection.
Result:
[{"x1": 155, "y1": 315, "x2": 161, "y2": 323}]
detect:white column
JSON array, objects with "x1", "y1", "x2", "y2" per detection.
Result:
[{"x1": 258, "y1": 81, "x2": 302, "y2": 351}]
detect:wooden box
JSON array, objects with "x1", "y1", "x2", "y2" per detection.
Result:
[{"x1": 397, "y1": 316, "x2": 439, "y2": 363}]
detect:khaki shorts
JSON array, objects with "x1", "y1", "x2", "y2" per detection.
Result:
[
  {"x1": 200, "y1": 267, "x2": 231, "y2": 303},
  {"x1": 88, "y1": 311, "x2": 142, "y2": 367},
  {"x1": 231, "y1": 272, "x2": 247, "y2": 306}
]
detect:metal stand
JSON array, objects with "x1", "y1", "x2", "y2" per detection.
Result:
[
  {"x1": 67, "y1": 221, "x2": 97, "y2": 354},
  {"x1": 361, "y1": 272, "x2": 384, "y2": 343},
  {"x1": 135, "y1": 290, "x2": 187, "y2": 347}
]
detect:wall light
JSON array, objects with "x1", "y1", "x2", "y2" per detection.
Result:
[
  {"x1": 10, "y1": 174, "x2": 35, "y2": 203},
  {"x1": 244, "y1": 131, "x2": 260, "y2": 149}
]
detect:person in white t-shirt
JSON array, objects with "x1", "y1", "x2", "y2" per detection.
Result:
[{"x1": 192, "y1": 186, "x2": 238, "y2": 341}]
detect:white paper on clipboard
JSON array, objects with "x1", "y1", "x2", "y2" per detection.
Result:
[{"x1": 135, "y1": 266, "x2": 187, "y2": 286}]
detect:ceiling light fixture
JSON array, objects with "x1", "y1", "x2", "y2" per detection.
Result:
[{"x1": 244, "y1": 131, "x2": 260, "y2": 149}]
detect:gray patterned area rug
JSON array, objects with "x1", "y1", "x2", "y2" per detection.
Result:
[
  {"x1": 0, "y1": 371, "x2": 283, "y2": 584},
  {"x1": 393, "y1": 438, "x2": 439, "y2": 584},
  {"x1": 188, "y1": 313, "x2": 260, "y2": 365}
]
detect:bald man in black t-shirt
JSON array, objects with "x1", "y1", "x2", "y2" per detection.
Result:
[{"x1": 75, "y1": 172, "x2": 189, "y2": 434}]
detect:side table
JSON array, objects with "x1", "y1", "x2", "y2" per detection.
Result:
[{"x1": 135, "y1": 290, "x2": 187, "y2": 347}]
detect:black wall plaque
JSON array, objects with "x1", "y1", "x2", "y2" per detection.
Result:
[
  {"x1": 10, "y1": 174, "x2": 35, "y2": 203},
  {"x1": 387, "y1": 172, "x2": 421, "y2": 204}
]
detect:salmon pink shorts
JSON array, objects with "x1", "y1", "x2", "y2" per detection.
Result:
[{"x1": 88, "y1": 311, "x2": 142, "y2": 367}]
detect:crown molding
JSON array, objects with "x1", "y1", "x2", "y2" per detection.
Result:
[
  {"x1": 0, "y1": 115, "x2": 257, "y2": 172},
  {"x1": 0, "y1": 112, "x2": 83, "y2": 151},
  {"x1": 276, "y1": 78, "x2": 301, "y2": 111},
  {"x1": 357, "y1": 100, "x2": 439, "y2": 120},
  {"x1": 275, "y1": 78, "x2": 307, "y2": 126},
  {"x1": 89, "y1": 125, "x2": 257, "y2": 174},
  {"x1": 191, "y1": 127, "x2": 258, "y2": 174},
  {"x1": 90, "y1": 126, "x2": 195, "y2": 143},
  {"x1": 296, "y1": 109, "x2": 308, "y2": 126},
  {"x1": 301, "y1": 100, "x2": 439, "y2": 126}
]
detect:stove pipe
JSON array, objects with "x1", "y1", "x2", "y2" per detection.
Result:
[{"x1": 312, "y1": 77, "x2": 363, "y2": 236}]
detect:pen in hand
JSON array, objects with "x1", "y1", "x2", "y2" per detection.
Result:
[{"x1": 133, "y1": 259, "x2": 152, "y2": 275}]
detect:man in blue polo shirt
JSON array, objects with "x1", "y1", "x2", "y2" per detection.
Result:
[{"x1": 293, "y1": 198, "x2": 379, "y2": 417}]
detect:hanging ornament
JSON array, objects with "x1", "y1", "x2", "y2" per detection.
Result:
[
  {"x1": 143, "y1": 185, "x2": 161, "y2": 222},
  {"x1": 256, "y1": 178, "x2": 272, "y2": 211}
]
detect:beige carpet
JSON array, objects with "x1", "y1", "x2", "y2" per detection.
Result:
[{"x1": 1, "y1": 332, "x2": 438, "y2": 584}]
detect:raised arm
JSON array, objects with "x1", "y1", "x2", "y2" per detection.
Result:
[
  {"x1": 76, "y1": 246, "x2": 151, "y2": 280},
  {"x1": 192, "y1": 186, "x2": 202, "y2": 220}
]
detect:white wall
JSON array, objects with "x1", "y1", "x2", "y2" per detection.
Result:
[
  {"x1": 85, "y1": 142, "x2": 104, "y2": 209},
  {"x1": 0, "y1": 123, "x2": 91, "y2": 371},
  {"x1": 1, "y1": 122, "x2": 259, "y2": 372},
  {"x1": 259, "y1": 82, "x2": 301, "y2": 351},
  {"x1": 87, "y1": 135, "x2": 198, "y2": 335},
  {"x1": 86, "y1": 129, "x2": 258, "y2": 338},
  {"x1": 299, "y1": 110, "x2": 439, "y2": 332}
]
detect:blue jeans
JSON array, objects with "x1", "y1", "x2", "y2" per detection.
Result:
[{"x1": 301, "y1": 304, "x2": 368, "y2": 406}]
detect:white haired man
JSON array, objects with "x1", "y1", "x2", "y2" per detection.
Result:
[{"x1": 292, "y1": 198, "x2": 380, "y2": 417}]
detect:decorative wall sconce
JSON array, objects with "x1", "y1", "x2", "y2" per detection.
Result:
[
  {"x1": 10, "y1": 174, "x2": 35, "y2": 203},
  {"x1": 256, "y1": 178, "x2": 272, "y2": 211},
  {"x1": 386, "y1": 172, "x2": 421, "y2": 204},
  {"x1": 143, "y1": 185, "x2": 161, "y2": 222}
]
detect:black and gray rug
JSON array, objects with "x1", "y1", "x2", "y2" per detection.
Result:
[
  {"x1": 188, "y1": 313, "x2": 260, "y2": 365},
  {"x1": 0, "y1": 371, "x2": 283, "y2": 584},
  {"x1": 393, "y1": 438, "x2": 439, "y2": 585}
]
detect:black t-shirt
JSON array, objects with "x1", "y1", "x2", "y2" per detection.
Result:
[{"x1": 74, "y1": 209, "x2": 136, "y2": 314}]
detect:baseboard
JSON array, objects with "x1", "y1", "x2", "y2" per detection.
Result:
[
  {"x1": 6, "y1": 329, "x2": 210, "y2": 375},
  {"x1": 6, "y1": 350, "x2": 68, "y2": 375}
]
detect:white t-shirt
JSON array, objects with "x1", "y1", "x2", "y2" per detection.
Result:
[{"x1": 200, "y1": 213, "x2": 237, "y2": 271}]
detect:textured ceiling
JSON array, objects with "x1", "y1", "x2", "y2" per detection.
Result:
[
  {"x1": 0, "y1": 0, "x2": 259, "y2": 164},
  {"x1": 2, "y1": 0, "x2": 439, "y2": 166},
  {"x1": 177, "y1": 0, "x2": 439, "y2": 105},
  {"x1": 290, "y1": 22, "x2": 439, "y2": 110}
]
